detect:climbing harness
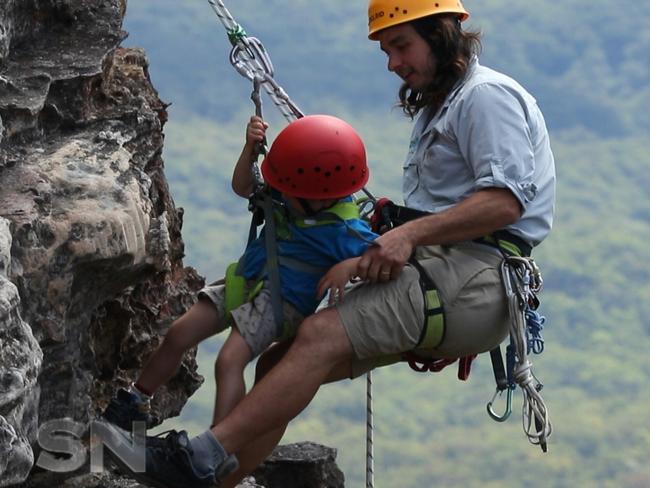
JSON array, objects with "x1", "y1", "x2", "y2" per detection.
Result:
[
  {"x1": 369, "y1": 198, "x2": 552, "y2": 452},
  {"x1": 207, "y1": 0, "x2": 301, "y2": 338}
]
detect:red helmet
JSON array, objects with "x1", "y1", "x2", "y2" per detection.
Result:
[{"x1": 261, "y1": 115, "x2": 369, "y2": 199}]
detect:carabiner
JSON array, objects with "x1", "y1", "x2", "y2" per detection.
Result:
[{"x1": 487, "y1": 387, "x2": 513, "y2": 422}]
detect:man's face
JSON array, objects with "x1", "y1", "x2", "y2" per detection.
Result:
[{"x1": 376, "y1": 23, "x2": 436, "y2": 91}]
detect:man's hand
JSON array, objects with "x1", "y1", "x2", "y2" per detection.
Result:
[{"x1": 357, "y1": 226, "x2": 415, "y2": 282}]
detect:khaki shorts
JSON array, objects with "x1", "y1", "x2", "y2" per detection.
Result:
[
  {"x1": 336, "y1": 242, "x2": 510, "y2": 378},
  {"x1": 199, "y1": 282, "x2": 305, "y2": 358}
]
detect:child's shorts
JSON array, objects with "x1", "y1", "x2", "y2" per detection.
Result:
[{"x1": 198, "y1": 281, "x2": 305, "y2": 358}]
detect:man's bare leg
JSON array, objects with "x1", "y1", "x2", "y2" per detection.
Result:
[
  {"x1": 211, "y1": 307, "x2": 353, "y2": 456},
  {"x1": 220, "y1": 338, "x2": 353, "y2": 488}
]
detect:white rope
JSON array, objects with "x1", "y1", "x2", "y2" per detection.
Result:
[
  {"x1": 501, "y1": 257, "x2": 552, "y2": 450},
  {"x1": 366, "y1": 371, "x2": 375, "y2": 488}
]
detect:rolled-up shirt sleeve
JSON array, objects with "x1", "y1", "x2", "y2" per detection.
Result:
[{"x1": 456, "y1": 82, "x2": 539, "y2": 208}]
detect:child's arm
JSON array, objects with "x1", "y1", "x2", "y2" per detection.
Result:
[
  {"x1": 316, "y1": 257, "x2": 362, "y2": 305},
  {"x1": 232, "y1": 116, "x2": 269, "y2": 198}
]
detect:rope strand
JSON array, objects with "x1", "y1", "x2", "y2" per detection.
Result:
[
  {"x1": 207, "y1": 0, "x2": 304, "y2": 122},
  {"x1": 366, "y1": 371, "x2": 375, "y2": 488},
  {"x1": 501, "y1": 257, "x2": 552, "y2": 450}
]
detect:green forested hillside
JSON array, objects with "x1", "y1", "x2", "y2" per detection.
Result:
[{"x1": 122, "y1": 1, "x2": 650, "y2": 486}]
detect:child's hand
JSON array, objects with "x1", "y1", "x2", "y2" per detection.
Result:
[
  {"x1": 317, "y1": 258, "x2": 361, "y2": 305},
  {"x1": 246, "y1": 116, "x2": 268, "y2": 146}
]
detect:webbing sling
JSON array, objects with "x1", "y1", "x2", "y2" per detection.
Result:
[{"x1": 236, "y1": 190, "x2": 285, "y2": 337}]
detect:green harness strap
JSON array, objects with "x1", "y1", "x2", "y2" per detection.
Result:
[
  {"x1": 408, "y1": 257, "x2": 446, "y2": 349},
  {"x1": 224, "y1": 262, "x2": 264, "y2": 328}
]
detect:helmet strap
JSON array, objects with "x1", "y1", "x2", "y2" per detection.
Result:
[{"x1": 298, "y1": 197, "x2": 319, "y2": 217}]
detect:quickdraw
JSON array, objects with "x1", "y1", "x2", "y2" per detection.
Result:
[{"x1": 208, "y1": 0, "x2": 304, "y2": 123}]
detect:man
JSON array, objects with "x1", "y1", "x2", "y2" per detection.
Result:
[{"x1": 120, "y1": 1, "x2": 556, "y2": 486}]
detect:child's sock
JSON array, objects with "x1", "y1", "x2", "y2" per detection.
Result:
[{"x1": 188, "y1": 430, "x2": 229, "y2": 476}]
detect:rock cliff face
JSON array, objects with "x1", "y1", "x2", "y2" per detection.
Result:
[
  {"x1": 0, "y1": 2, "x2": 346, "y2": 487},
  {"x1": 0, "y1": 0, "x2": 204, "y2": 485}
]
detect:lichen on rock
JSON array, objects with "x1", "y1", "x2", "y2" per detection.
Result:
[{"x1": 0, "y1": 1, "x2": 203, "y2": 485}]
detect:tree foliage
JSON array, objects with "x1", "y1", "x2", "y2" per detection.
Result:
[{"x1": 125, "y1": 1, "x2": 650, "y2": 486}]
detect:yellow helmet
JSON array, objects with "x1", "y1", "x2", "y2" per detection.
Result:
[{"x1": 368, "y1": 0, "x2": 470, "y2": 40}]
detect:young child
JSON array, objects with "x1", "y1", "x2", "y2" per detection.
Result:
[{"x1": 101, "y1": 114, "x2": 378, "y2": 433}]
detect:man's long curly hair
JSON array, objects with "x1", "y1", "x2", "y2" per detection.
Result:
[{"x1": 398, "y1": 14, "x2": 482, "y2": 118}]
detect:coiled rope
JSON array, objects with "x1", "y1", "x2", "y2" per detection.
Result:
[{"x1": 500, "y1": 256, "x2": 552, "y2": 451}]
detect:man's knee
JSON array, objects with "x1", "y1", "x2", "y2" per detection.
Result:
[
  {"x1": 255, "y1": 340, "x2": 292, "y2": 382},
  {"x1": 292, "y1": 309, "x2": 352, "y2": 361}
]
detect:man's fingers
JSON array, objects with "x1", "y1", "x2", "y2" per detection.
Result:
[{"x1": 357, "y1": 255, "x2": 371, "y2": 280}]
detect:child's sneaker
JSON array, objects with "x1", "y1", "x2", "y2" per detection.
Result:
[{"x1": 102, "y1": 388, "x2": 157, "y2": 431}]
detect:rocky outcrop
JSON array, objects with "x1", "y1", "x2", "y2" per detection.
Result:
[
  {"x1": 0, "y1": 218, "x2": 42, "y2": 487},
  {"x1": 253, "y1": 442, "x2": 345, "y2": 488},
  {"x1": 0, "y1": 1, "x2": 203, "y2": 485},
  {"x1": 0, "y1": 1, "x2": 346, "y2": 487}
]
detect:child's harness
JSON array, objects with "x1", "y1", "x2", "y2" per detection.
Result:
[{"x1": 225, "y1": 196, "x2": 375, "y2": 340}]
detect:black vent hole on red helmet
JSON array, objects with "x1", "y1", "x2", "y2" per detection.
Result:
[
  {"x1": 297, "y1": 168, "x2": 304, "y2": 174},
  {"x1": 314, "y1": 166, "x2": 321, "y2": 173},
  {"x1": 325, "y1": 171, "x2": 331, "y2": 177},
  {"x1": 350, "y1": 165, "x2": 356, "y2": 171},
  {"x1": 335, "y1": 165, "x2": 342, "y2": 171}
]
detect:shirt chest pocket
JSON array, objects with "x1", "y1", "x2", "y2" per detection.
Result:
[
  {"x1": 403, "y1": 130, "x2": 442, "y2": 199},
  {"x1": 402, "y1": 157, "x2": 420, "y2": 198}
]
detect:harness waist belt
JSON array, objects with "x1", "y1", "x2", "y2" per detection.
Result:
[
  {"x1": 378, "y1": 201, "x2": 532, "y2": 257},
  {"x1": 473, "y1": 231, "x2": 531, "y2": 257}
]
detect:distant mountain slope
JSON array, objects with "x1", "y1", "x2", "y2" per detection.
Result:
[
  {"x1": 123, "y1": 1, "x2": 650, "y2": 486},
  {"x1": 124, "y1": 0, "x2": 650, "y2": 136}
]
